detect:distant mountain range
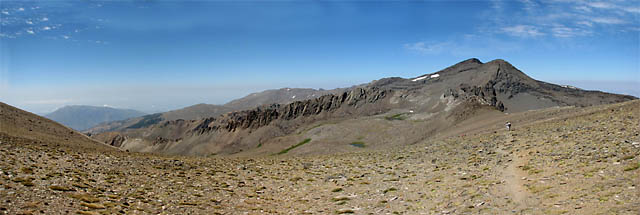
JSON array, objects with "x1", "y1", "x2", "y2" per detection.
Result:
[
  {"x1": 86, "y1": 87, "x2": 352, "y2": 134},
  {"x1": 45, "y1": 105, "x2": 146, "y2": 131},
  {"x1": 89, "y1": 58, "x2": 636, "y2": 156}
]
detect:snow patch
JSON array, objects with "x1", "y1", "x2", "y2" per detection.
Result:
[
  {"x1": 412, "y1": 76, "x2": 427, "y2": 82},
  {"x1": 291, "y1": 95, "x2": 296, "y2": 99},
  {"x1": 412, "y1": 73, "x2": 440, "y2": 82}
]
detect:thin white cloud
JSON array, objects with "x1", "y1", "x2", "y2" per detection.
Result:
[
  {"x1": 587, "y1": 2, "x2": 615, "y2": 9},
  {"x1": 575, "y1": 5, "x2": 592, "y2": 13},
  {"x1": 502, "y1": 25, "x2": 544, "y2": 37},
  {"x1": 490, "y1": 0, "x2": 638, "y2": 38},
  {"x1": 623, "y1": 7, "x2": 640, "y2": 14},
  {"x1": 551, "y1": 25, "x2": 592, "y2": 37},
  {"x1": 403, "y1": 41, "x2": 452, "y2": 54},
  {"x1": 577, "y1": 21, "x2": 593, "y2": 27},
  {"x1": 590, "y1": 17, "x2": 625, "y2": 24},
  {"x1": 42, "y1": 26, "x2": 51, "y2": 31},
  {"x1": 26, "y1": 29, "x2": 35, "y2": 34}
]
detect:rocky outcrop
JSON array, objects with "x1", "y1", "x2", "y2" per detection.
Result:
[
  {"x1": 459, "y1": 80, "x2": 505, "y2": 112},
  {"x1": 108, "y1": 134, "x2": 126, "y2": 147},
  {"x1": 191, "y1": 87, "x2": 390, "y2": 134}
]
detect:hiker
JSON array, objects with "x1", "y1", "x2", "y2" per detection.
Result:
[{"x1": 505, "y1": 121, "x2": 512, "y2": 131}]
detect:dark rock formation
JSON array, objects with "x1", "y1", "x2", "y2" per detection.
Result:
[
  {"x1": 191, "y1": 87, "x2": 390, "y2": 134},
  {"x1": 108, "y1": 134, "x2": 126, "y2": 147}
]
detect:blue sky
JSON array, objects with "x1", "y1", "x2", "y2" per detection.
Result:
[{"x1": 1, "y1": 0, "x2": 638, "y2": 114}]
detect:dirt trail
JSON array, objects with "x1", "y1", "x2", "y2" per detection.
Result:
[{"x1": 496, "y1": 131, "x2": 533, "y2": 212}]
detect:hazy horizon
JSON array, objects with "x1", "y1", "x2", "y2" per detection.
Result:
[{"x1": 1, "y1": 1, "x2": 638, "y2": 114}]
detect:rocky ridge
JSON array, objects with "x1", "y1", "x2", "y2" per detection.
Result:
[{"x1": 93, "y1": 59, "x2": 636, "y2": 156}]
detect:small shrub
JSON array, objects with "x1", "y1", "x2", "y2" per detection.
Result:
[{"x1": 383, "y1": 187, "x2": 397, "y2": 193}]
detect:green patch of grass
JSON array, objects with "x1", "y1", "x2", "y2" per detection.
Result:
[
  {"x1": 528, "y1": 185, "x2": 551, "y2": 194},
  {"x1": 349, "y1": 141, "x2": 366, "y2": 148},
  {"x1": 385, "y1": 113, "x2": 408, "y2": 121},
  {"x1": 256, "y1": 143, "x2": 262, "y2": 148},
  {"x1": 383, "y1": 187, "x2": 397, "y2": 194},
  {"x1": 127, "y1": 113, "x2": 162, "y2": 129},
  {"x1": 332, "y1": 196, "x2": 350, "y2": 201},
  {"x1": 623, "y1": 162, "x2": 639, "y2": 171},
  {"x1": 276, "y1": 138, "x2": 311, "y2": 155}
]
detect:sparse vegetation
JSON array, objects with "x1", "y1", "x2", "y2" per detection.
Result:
[
  {"x1": 623, "y1": 162, "x2": 639, "y2": 171},
  {"x1": 126, "y1": 113, "x2": 162, "y2": 129},
  {"x1": 385, "y1": 113, "x2": 408, "y2": 121},
  {"x1": 383, "y1": 187, "x2": 397, "y2": 193},
  {"x1": 1, "y1": 93, "x2": 638, "y2": 214},
  {"x1": 276, "y1": 138, "x2": 311, "y2": 155}
]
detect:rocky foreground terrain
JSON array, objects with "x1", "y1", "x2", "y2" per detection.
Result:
[{"x1": 1, "y1": 100, "x2": 638, "y2": 214}]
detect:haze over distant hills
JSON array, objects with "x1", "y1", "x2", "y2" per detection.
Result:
[
  {"x1": 90, "y1": 58, "x2": 636, "y2": 156},
  {"x1": 45, "y1": 105, "x2": 146, "y2": 131}
]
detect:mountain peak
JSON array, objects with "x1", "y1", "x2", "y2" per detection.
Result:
[
  {"x1": 462, "y1": 58, "x2": 483, "y2": 64},
  {"x1": 436, "y1": 58, "x2": 484, "y2": 76},
  {"x1": 486, "y1": 59, "x2": 513, "y2": 67}
]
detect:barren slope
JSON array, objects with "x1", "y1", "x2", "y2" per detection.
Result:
[
  {"x1": 1, "y1": 100, "x2": 637, "y2": 214},
  {"x1": 0, "y1": 102, "x2": 115, "y2": 152}
]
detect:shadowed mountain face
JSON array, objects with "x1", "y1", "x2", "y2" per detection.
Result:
[
  {"x1": 44, "y1": 105, "x2": 146, "y2": 131},
  {"x1": 92, "y1": 59, "x2": 636, "y2": 156}
]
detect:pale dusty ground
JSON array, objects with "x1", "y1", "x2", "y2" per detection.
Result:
[{"x1": 0, "y1": 101, "x2": 638, "y2": 215}]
